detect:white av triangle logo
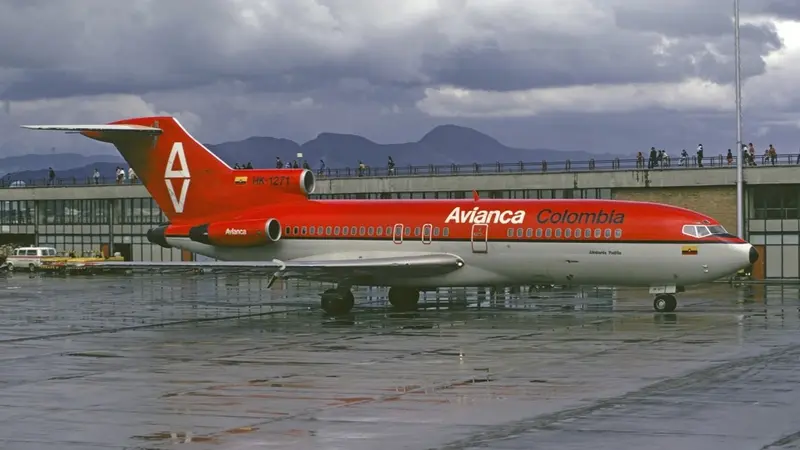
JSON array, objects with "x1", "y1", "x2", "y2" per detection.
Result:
[{"x1": 164, "y1": 142, "x2": 190, "y2": 214}]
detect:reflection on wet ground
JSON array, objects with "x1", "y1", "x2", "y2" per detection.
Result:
[{"x1": 0, "y1": 274, "x2": 799, "y2": 449}]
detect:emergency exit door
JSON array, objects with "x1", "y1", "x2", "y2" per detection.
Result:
[{"x1": 471, "y1": 224, "x2": 488, "y2": 253}]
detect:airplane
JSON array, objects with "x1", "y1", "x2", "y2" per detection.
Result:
[{"x1": 21, "y1": 116, "x2": 758, "y2": 315}]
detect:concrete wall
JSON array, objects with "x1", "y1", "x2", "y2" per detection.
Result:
[
  {"x1": 612, "y1": 186, "x2": 738, "y2": 233},
  {"x1": 312, "y1": 166, "x2": 797, "y2": 195},
  {"x1": 0, "y1": 165, "x2": 792, "y2": 201}
]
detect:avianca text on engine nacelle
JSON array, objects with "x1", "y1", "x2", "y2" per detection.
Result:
[{"x1": 189, "y1": 218, "x2": 282, "y2": 247}]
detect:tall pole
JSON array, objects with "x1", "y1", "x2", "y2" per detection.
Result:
[{"x1": 734, "y1": 0, "x2": 744, "y2": 239}]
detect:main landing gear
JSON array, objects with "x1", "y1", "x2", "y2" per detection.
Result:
[
  {"x1": 388, "y1": 287, "x2": 420, "y2": 312},
  {"x1": 318, "y1": 286, "x2": 422, "y2": 315},
  {"x1": 653, "y1": 294, "x2": 677, "y2": 313},
  {"x1": 320, "y1": 287, "x2": 355, "y2": 315}
]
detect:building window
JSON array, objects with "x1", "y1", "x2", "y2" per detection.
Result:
[{"x1": 752, "y1": 185, "x2": 800, "y2": 219}]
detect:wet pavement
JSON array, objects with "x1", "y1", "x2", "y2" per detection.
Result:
[{"x1": 0, "y1": 274, "x2": 798, "y2": 449}]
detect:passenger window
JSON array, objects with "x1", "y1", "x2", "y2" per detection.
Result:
[
  {"x1": 536, "y1": 228, "x2": 543, "y2": 238},
  {"x1": 317, "y1": 226, "x2": 323, "y2": 234},
  {"x1": 443, "y1": 227, "x2": 449, "y2": 237},
  {"x1": 405, "y1": 227, "x2": 411, "y2": 236},
  {"x1": 386, "y1": 226, "x2": 393, "y2": 235},
  {"x1": 517, "y1": 228, "x2": 523, "y2": 237},
  {"x1": 414, "y1": 227, "x2": 421, "y2": 236},
  {"x1": 351, "y1": 226, "x2": 357, "y2": 235},
  {"x1": 545, "y1": 228, "x2": 552, "y2": 238},
  {"x1": 301, "y1": 226, "x2": 307, "y2": 235},
  {"x1": 575, "y1": 228, "x2": 582, "y2": 238},
  {"x1": 507, "y1": 228, "x2": 514, "y2": 238},
  {"x1": 604, "y1": 229, "x2": 611, "y2": 239},
  {"x1": 565, "y1": 228, "x2": 572, "y2": 238},
  {"x1": 614, "y1": 229, "x2": 622, "y2": 238},
  {"x1": 554, "y1": 228, "x2": 562, "y2": 238},
  {"x1": 342, "y1": 227, "x2": 349, "y2": 236},
  {"x1": 368, "y1": 226, "x2": 374, "y2": 235},
  {"x1": 526, "y1": 228, "x2": 533, "y2": 238},
  {"x1": 376, "y1": 226, "x2": 383, "y2": 236},
  {"x1": 293, "y1": 226, "x2": 299, "y2": 235},
  {"x1": 594, "y1": 228, "x2": 601, "y2": 238},
  {"x1": 585, "y1": 228, "x2": 591, "y2": 238},
  {"x1": 285, "y1": 227, "x2": 291, "y2": 235},
  {"x1": 334, "y1": 226, "x2": 341, "y2": 235},
  {"x1": 309, "y1": 226, "x2": 315, "y2": 235},
  {"x1": 359, "y1": 226, "x2": 366, "y2": 235},
  {"x1": 433, "y1": 227, "x2": 440, "y2": 236}
]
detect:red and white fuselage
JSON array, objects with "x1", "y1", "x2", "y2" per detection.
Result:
[{"x1": 21, "y1": 116, "x2": 757, "y2": 313}]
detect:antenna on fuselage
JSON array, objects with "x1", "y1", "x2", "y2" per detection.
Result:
[{"x1": 473, "y1": 190, "x2": 479, "y2": 201}]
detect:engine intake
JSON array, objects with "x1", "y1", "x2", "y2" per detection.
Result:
[
  {"x1": 299, "y1": 169, "x2": 316, "y2": 196},
  {"x1": 189, "y1": 218, "x2": 281, "y2": 247}
]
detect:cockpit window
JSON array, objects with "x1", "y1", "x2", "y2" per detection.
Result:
[
  {"x1": 707, "y1": 225, "x2": 727, "y2": 235},
  {"x1": 683, "y1": 224, "x2": 728, "y2": 238}
]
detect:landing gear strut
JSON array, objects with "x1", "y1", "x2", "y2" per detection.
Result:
[
  {"x1": 388, "y1": 287, "x2": 420, "y2": 312},
  {"x1": 653, "y1": 294, "x2": 677, "y2": 313},
  {"x1": 320, "y1": 287, "x2": 355, "y2": 315}
]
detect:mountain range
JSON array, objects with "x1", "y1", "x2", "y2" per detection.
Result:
[{"x1": 1, "y1": 125, "x2": 625, "y2": 181}]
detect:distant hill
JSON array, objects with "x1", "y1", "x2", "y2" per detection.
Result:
[
  {"x1": 0, "y1": 153, "x2": 122, "y2": 178},
  {"x1": 3, "y1": 124, "x2": 624, "y2": 182}
]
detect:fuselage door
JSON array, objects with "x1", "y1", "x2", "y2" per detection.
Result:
[
  {"x1": 392, "y1": 223, "x2": 404, "y2": 244},
  {"x1": 471, "y1": 223, "x2": 488, "y2": 253},
  {"x1": 421, "y1": 223, "x2": 433, "y2": 245}
]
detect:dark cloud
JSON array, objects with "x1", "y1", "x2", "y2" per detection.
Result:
[
  {"x1": 0, "y1": 0, "x2": 798, "y2": 159},
  {"x1": 0, "y1": 0, "x2": 783, "y2": 99},
  {"x1": 765, "y1": 0, "x2": 800, "y2": 20}
]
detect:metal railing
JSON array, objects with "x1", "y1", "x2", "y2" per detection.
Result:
[{"x1": 2, "y1": 153, "x2": 798, "y2": 188}]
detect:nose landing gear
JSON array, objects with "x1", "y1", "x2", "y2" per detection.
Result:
[{"x1": 653, "y1": 294, "x2": 677, "y2": 313}]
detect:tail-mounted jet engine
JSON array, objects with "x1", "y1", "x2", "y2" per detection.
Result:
[
  {"x1": 188, "y1": 218, "x2": 282, "y2": 247},
  {"x1": 146, "y1": 224, "x2": 171, "y2": 249}
]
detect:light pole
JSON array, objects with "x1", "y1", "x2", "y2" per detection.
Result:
[{"x1": 734, "y1": 0, "x2": 744, "y2": 239}]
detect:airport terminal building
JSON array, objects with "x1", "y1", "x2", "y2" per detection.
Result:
[{"x1": 1, "y1": 159, "x2": 799, "y2": 279}]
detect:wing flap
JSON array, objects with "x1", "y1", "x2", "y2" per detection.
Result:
[{"x1": 52, "y1": 253, "x2": 466, "y2": 284}]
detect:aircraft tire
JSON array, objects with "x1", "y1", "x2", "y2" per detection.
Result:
[
  {"x1": 653, "y1": 294, "x2": 677, "y2": 313},
  {"x1": 388, "y1": 287, "x2": 420, "y2": 312},
  {"x1": 320, "y1": 288, "x2": 355, "y2": 315}
]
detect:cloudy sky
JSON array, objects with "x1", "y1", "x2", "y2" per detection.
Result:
[{"x1": 1, "y1": 0, "x2": 799, "y2": 159}]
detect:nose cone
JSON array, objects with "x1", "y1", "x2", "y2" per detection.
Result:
[{"x1": 749, "y1": 245, "x2": 759, "y2": 264}]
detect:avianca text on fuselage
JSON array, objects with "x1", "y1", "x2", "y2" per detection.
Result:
[
  {"x1": 445, "y1": 207, "x2": 526, "y2": 224},
  {"x1": 536, "y1": 208, "x2": 625, "y2": 225}
]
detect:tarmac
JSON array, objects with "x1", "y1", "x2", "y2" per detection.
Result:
[{"x1": 0, "y1": 274, "x2": 799, "y2": 449}]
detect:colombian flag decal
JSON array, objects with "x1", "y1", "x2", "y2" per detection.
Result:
[
  {"x1": 681, "y1": 245, "x2": 698, "y2": 256},
  {"x1": 234, "y1": 176, "x2": 248, "y2": 185}
]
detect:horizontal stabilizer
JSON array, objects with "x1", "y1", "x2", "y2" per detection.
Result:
[{"x1": 20, "y1": 124, "x2": 162, "y2": 134}]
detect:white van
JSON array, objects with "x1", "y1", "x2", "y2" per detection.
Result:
[{"x1": 5, "y1": 247, "x2": 58, "y2": 271}]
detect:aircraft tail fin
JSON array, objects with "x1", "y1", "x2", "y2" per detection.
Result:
[{"x1": 22, "y1": 116, "x2": 315, "y2": 223}]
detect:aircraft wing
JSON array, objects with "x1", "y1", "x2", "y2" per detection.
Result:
[{"x1": 57, "y1": 253, "x2": 466, "y2": 286}]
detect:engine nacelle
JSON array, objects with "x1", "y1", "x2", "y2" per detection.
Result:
[
  {"x1": 188, "y1": 218, "x2": 282, "y2": 247},
  {"x1": 146, "y1": 224, "x2": 171, "y2": 249}
]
